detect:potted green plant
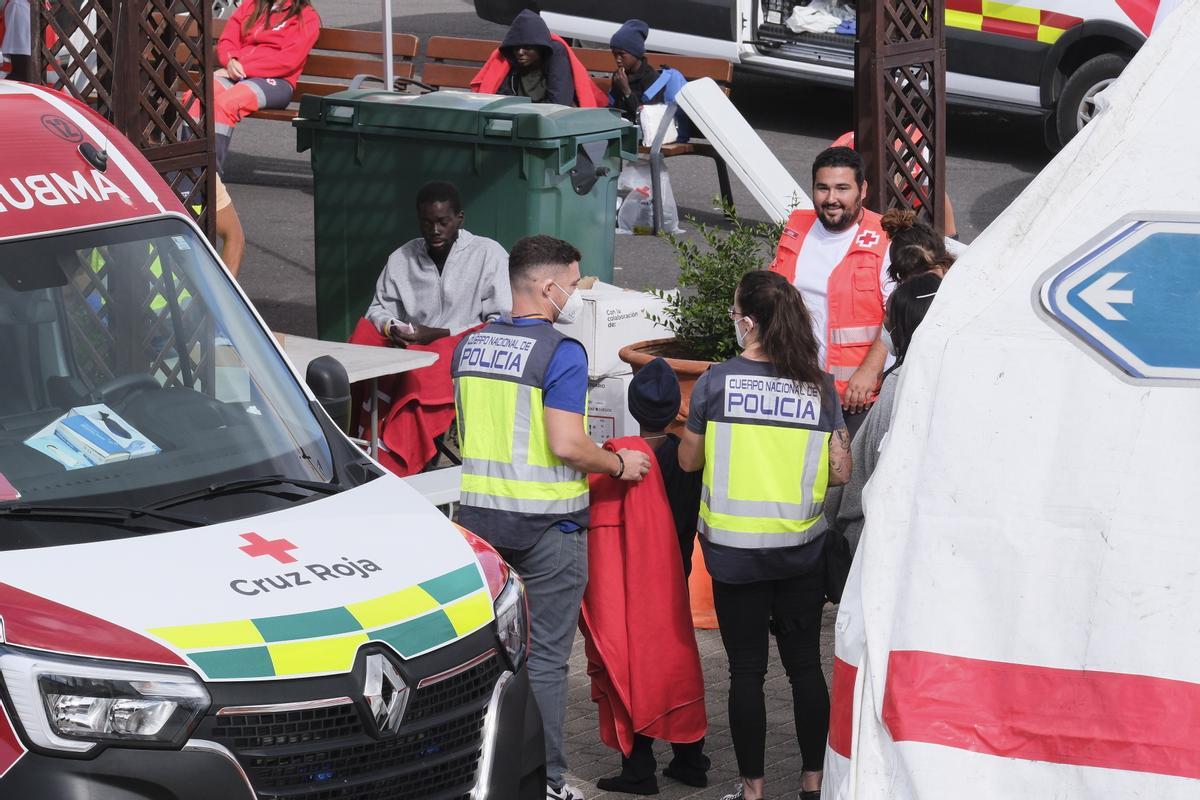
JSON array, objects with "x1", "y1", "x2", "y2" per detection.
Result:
[{"x1": 619, "y1": 201, "x2": 783, "y2": 422}]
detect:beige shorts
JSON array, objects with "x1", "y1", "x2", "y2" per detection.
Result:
[{"x1": 214, "y1": 174, "x2": 232, "y2": 211}]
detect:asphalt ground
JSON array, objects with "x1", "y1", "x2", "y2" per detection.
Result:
[
  {"x1": 220, "y1": 2, "x2": 1053, "y2": 796},
  {"x1": 227, "y1": 0, "x2": 1052, "y2": 337}
]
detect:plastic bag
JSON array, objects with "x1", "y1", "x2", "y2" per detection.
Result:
[
  {"x1": 639, "y1": 103, "x2": 679, "y2": 147},
  {"x1": 616, "y1": 162, "x2": 682, "y2": 235}
]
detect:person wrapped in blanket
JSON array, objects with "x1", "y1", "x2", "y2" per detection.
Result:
[
  {"x1": 352, "y1": 181, "x2": 511, "y2": 477},
  {"x1": 470, "y1": 9, "x2": 606, "y2": 107},
  {"x1": 210, "y1": 0, "x2": 319, "y2": 173}
]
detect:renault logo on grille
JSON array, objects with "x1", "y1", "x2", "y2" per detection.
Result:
[{"x1": 363, "y1": 653, "x2": 409, "y2": 735}]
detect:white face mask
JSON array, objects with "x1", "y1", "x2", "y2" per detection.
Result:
[
  {"x1": 550, "y1": 281, "x2": 584, "y2": 324},
  {"x1": 734, "y1": 316, "x2": 752, "y2": 349},
  {"x1": 880, "y1": 326, "x2": 896, "y2": 356}
]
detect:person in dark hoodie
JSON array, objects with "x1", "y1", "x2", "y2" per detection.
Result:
[{"x1": 471, "y1": 9, "x2": 588, "y2": 105}]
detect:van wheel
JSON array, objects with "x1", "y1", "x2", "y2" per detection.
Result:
[{"x1": 1054, "y1": 53, "x2": 1129, "y2": 148}]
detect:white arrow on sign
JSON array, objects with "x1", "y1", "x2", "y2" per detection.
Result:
[{"x1": 1079, "y1": 271, "x2": 1134, "y2": 320}]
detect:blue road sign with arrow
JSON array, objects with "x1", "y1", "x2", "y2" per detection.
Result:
[{"x1": 1040, "y1": 218, "x2": 1200, "y2": 382}]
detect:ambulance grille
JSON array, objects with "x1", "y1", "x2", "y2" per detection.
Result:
[{"x1": 210, "y1": 653, "x2": 503, "y2": 799}]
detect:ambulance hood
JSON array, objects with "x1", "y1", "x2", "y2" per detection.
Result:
[
  {"x1": 0, "y1": 476, "x2": 494, "y2": 682},
  {"x1": 839, "y1": 1, "x2": 1200, "y2": 797}
]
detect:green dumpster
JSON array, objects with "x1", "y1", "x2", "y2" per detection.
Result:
[{"x1": 294, "y1": 90, "x2": 638, "y2": 342}]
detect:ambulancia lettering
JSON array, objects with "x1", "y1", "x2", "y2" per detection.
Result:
[
  {"x1": 724, "y1": 374, "x2": 820, "y2": 423},
  {"x1": 0, "y1": 170, "x2": 131, "y2": 212},
  {"x1": 229, "y1": 557, "x2": 383, "y2": 596},
  {"x1": 458, "y1": 332, "x2": 536, "y2": 377}
]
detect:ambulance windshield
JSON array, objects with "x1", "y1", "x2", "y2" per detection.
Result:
[{"x1": 0, "y1": 217, "x2": 338, "y2": 538}]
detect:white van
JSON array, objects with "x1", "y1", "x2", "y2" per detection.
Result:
[
  {"x1": 0, "y1": 80, "x2": 545, "y2": 798},
  {"x1": 474, "y1": 0, "x2": 1176, "y2": 148}
]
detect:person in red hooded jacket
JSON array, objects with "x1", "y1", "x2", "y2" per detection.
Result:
[{"x1": 209, "y1": 0, "x2": 319, "y2": 172}]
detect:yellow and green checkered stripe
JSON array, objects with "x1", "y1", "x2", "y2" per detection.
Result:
[{"x1": 149, "y1": 564, "x2": 491, "y2": 680}]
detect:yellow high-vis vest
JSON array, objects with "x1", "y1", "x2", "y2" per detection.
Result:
[
  {"x1": 451, "y1": 320, "x2": 589, "y2": 538},
  {"x1": 696, "y1": 359, "x2": 833, "y2": 549}
]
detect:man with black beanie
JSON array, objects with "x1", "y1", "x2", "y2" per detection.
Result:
[{"x1": 608, "y1": 19, "x2": 662, "y2": 123}]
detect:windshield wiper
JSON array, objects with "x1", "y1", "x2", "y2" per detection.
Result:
[
  {"x1": 0, "y1": 504, "x2": 206, "y2": 527},
  {"x1": 146, "y1": 475, "x2": 342, "y2": 512}
]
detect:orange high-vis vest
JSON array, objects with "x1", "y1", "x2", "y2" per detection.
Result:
[{"x1": 769, "y1": 208, "x2": 890, "y2": 400}]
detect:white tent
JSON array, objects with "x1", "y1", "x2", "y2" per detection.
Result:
[{"x1": 829, "y1": 1, "x2": 1200, "y2": 797}]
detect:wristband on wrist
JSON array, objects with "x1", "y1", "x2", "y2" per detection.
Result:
[{"x1": 611, "y1": 451, "x2": 625, "y2": 479}]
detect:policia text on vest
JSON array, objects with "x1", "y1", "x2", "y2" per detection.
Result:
[{"x1": 692, "y1": 361, "x2": 838, "y2": 552}]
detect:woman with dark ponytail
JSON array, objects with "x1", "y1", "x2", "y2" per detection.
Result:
[
  {"x1": 827, "y1": 271, "x2": 941, "y2": 555},
  {"x1": 679, "y1": 270, "x2": 852, "y2": 800}
]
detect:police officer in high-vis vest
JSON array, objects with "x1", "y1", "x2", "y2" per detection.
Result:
[
  {"x1": 451, "y1": 234, "x2": 650, "y2": 800},
  {"x1": 769, "y1": 146, "x2": 894, "y2": 437},
  {"x1": 678, "y1": 270, "x2": 852, "y2": 800}
]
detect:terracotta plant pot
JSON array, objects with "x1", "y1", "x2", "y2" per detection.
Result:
[{"x1": 618, "y1": 338, "x2": 715, "y2": 431}]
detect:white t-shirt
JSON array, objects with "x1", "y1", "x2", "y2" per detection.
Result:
[{"x1": 792, "y1": 219, "x2": 894, "y2": 363}]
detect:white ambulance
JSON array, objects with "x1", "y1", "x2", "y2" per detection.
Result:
[
  {"x1": 474, "y1": 0, "x2": 1183, "y2": 148},
  {"x1": 0, "y1": 80, "x2": 545, "y2": 798}
]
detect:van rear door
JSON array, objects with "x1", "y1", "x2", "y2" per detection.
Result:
[{"x1": 741, "y1": 0, "x2": 855, "y2": 75}]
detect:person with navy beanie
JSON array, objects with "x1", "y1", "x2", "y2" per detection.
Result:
[
  {"x1": 595, "y1": 357, "x2": 712, "y2": 795},
  {"x1": 609, "y1": 19, "x2": 662, "y2": 123}
]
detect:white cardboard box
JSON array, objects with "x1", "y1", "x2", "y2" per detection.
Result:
[
  {"x1": 587, "y1": 373, "x2": 638, "y2": 445},
  {"x1": 556, "y1": 281, "x2": 674, "y2": 378}
]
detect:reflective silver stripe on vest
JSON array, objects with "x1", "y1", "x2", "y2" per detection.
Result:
[
  {"x1": 699, "y1": 424, "x2": 827, "y2": 549},
  {"x1": 829, "y1": 325, "x2": 881, "y2": 346},
  {"x1": 828, "y1": 364, "x2": 860, "y2": 382},
  {"x1": 461, "y1": 458, "x2": 580, "y2": 484},
  {"x1": 698, "y1": 519, "x2": 812, "y2": 548},
  {"x1": 459, "y1": 490, "x2": 589, "y2": 515}
]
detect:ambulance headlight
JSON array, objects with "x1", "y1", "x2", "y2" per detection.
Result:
[
  {"x1": 494, "y1": 575, "x2": 529, "y2": 670},
  {"x1": 0, "y1": 648, "x2": 210, "y2": 752}
]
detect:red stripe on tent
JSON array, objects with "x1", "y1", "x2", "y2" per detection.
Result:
[
  {"x1": 0, "y1": 582, "x2": 185, "y2": 666},
  {"x1": 829, "y1": 656, "x2": 857, "y2": 758},
  {"x1": 882, "y1": 650, "x2": 1200, "y2": 779},
  {"x1": 980, "y1": 17, "x2": 1039, "y2": 39},
  {"x1": 1040, "y1": 10, "x2": 1083, "y2": 28},
  {"x1": 0, "y1": 704, "x2": 24, "y2": 780},
  {"x1": 1115, "y1": 0, "x2": 1159, "y2": 35},
  {"x1": 945, "y1": 0, "x2": 983, "y2": 12}
]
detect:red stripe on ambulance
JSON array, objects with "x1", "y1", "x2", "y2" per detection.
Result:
[
  {"x1": 883, "y1": 650, "x2": 1200, "y2": 779},
  {"x1": 0, "y1": 703, "x2": 25, "y2": 781},
  {"x1": 0, "y1": 582, "x2": 186, "y2": 667}
]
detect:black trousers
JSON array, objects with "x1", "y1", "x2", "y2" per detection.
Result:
[{"x1": 712, "y1": 571, "x2": 829, "y2": 778}]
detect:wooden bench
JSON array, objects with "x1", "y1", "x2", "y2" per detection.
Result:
[
  {"x1": 421, "y1": 36, "x2": 736, "y2": 219},
  {"x1": 207, "y1": 19, "x2": 419, "y2": 121}
]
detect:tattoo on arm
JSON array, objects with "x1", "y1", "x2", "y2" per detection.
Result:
[{"x1": 830, "y1": 426, "x2": 852, "y2": 479}]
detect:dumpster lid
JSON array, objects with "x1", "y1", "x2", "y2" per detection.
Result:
[{"x1": 296, "y1": 90, "x2": 632, "y2": 141}]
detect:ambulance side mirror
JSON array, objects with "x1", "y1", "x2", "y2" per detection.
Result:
[{"x1": 305, "y1": 355, "x2": 351, "y2": 433}]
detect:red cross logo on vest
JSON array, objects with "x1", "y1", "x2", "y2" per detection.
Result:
[
  {"x1": 856, "y1": 230, "x2": 881, "y2": 249},
  {"x1": 238, "y1": 532, "x2": 299, "y2": 564}
]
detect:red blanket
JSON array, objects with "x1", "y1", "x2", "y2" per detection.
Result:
[
  {"x1": 348, "y1": 318, "x2": 470, "y2": 477},
  {"x1": 470, "y1": 34, "x2": 607, "y2": 108},
  {"x1": 580, "y1": 437, "x2": 707, "y2": 755}
]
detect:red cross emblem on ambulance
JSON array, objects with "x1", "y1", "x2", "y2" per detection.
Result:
[
  {"x1": 856, "y1": 230, "x2": 881, "y2": 249},
  {"x1": 238, "y1": 532, "x2": 299, "y2": 564}
]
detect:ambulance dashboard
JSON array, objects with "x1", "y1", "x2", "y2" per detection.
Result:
[{"x1": 0, "y1": 218, "x2": 372, "y2": 548}]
